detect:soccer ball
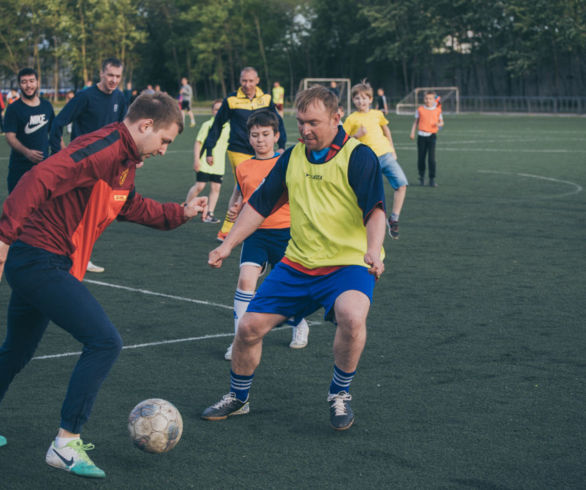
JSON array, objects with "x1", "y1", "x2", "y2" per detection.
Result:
[{"x1": 128, "y1": 398, "x2": 183, "y2": 453}]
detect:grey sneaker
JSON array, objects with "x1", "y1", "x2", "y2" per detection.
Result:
[
  {"x1": 203, "y1": 213, "x2": 220, "y2": 224},
  {"x1": 387, "y1": 218, "x2": 399, "y2": 239},
  {"x1": 201, "y1": 393, "x2": 250, "y2": 421},
  {"x1": 224, "y1": 343, "x2": 233, "y2": 361},
  {"x1": 429, "y1": 179, "x2": 438, "y2": 187},
  {"x1": 327, "y1": 392, "x2": 354, "y2": 431},
  {"x1": 289, "y1": 319, "x2": 309, "y2": 349},
  {"x1": 419, "y1": 176, "x2": 424, "y2": 186}
]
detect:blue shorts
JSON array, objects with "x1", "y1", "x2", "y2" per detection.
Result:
[
  {"x1": 247, "y1": 262, "x2": 375, "y2": 323},
  {"x1": 240, "y1": 228, "x2": 291, "y2": 269},
  {"x1": 378, "y1": 152, "x2": 408, "y2": 189}
]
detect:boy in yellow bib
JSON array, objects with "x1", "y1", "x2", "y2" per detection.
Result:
[
  {"x1": 202, "y1": 86, "x2": 386, "y2": 431},
  {"x1": 343, "y1": 80, "x2": 408, "y2": 239}
]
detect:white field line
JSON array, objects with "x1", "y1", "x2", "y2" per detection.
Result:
[
  {"x1": 394, "y1": 146, "x2": 586, "y2": 153},
  {"x1": 478, "y1": 170, "x2": 583, "y2": 197},
  {"x1": 33, "y1": 279, "x2": 321, "y2": 361}
]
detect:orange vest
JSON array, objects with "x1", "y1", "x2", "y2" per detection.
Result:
[{"x1": 417, "y1": 106, "x2": 442, "y2": 133}]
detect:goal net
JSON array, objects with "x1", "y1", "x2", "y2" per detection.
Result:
[
  {"x1": 299, "y1": 78, "x2": 352, "y2": 116},
  {"x1": 395, "y1": 86, "x2": 460, "y2": 115}
]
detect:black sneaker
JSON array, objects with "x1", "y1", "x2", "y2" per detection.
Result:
[
  {"x1": 327, "y1": 392, "x2": 354, "y2": 431},
  {"x1": 201, "y1": 393, "x2": 250, "y2": 421},
  {"x1": 429, "y1": 179, "x2": 438, "y2": 187},
  {"x1": 387, "y1": 218, "x2": 399, "y2": 240}
]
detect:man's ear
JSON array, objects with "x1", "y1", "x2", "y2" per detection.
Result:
[
  {"x1": 332, "y1": 111, "x2": 341, "y2": 126},
  {"x1": 138, "y1": 119, "x2": 154, "y2": 133}
]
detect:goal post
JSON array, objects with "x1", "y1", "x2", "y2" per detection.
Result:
[
  {"x1": 396, "y1": 86, "x2": 460, "y2": 115},
  {"x1": 299, "y1": 78, "x2": 352, "y2": 116}
]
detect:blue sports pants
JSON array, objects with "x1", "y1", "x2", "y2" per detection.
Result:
[{"x1": 0, "y1": 241, "x2": 123, "y2": 433}]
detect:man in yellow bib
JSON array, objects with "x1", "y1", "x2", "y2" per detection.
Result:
[
  {"x1": 202, "y1": 67, "x2": 286, "y2": 241},
  {"x1": 202, "y1": 85, "x2": 386, "y2": 431}
]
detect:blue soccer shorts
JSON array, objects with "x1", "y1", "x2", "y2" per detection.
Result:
[
  {"x1": 240, "y1": 228, "x2": 291, "y2": 269},
  {"x1": 246, "y1": 261, "x2": 376, "y2": 323}
]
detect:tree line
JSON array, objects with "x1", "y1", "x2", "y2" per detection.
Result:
[{"x1": 1, "y1": 0, "x2": 585, "y2": 100}]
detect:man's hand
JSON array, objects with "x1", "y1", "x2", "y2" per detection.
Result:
[
  {"x1": 26, "y1": 149, "x2": 45, "y2": 163},
  {"x1": 0, "y1": 240, "x2": 10, "y2": 282},
  {"x1": 183, "y1": 196, "x2": 208, "y2": 220},
  {"x1": 206, "y1": 155, "x2": 214, "y2": 166},
  {"x1": 208, "y1": 243, "x2": 232, "y2": 269},
  {"x1": 364, "y1": 252, "x2": 384, "y2": 280}
]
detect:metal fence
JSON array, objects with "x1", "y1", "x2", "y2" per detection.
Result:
[{"x1": 459, "y1": 96, "x2": 586, "y2": 114}]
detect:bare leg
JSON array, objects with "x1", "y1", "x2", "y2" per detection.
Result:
[
  {"x1": 332, "y1": 290, "x2": 370, "y2": 372},
  {"x1": 391, "y1": 185, "x2": 407, "y2": 217}
]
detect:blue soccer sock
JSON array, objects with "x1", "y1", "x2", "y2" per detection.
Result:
[
  {"x1": 329, "y1": 365, "x2": 356, "y2": 395},
  {"x1": 230, "y1": 370, "x2": 254, "y2": 402}
]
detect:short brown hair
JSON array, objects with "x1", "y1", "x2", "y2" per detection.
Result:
[
  {"x1": 246, "y1": 110, "x2": 279, "y2": 135},
  {"x1": 351, "y1": 80, "x2": 373, "y2": 99},
  {"x1": 126, "y1": 93, "x2": 184, "y2": 133},
  {"x1": 295, "y1": 85, "x2": 338, "y2": 116}
]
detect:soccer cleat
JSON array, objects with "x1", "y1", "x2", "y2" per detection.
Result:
[
  {"x1": 289, "y1": 320, "x2": 309, "y2": 349},
  {"x1": 0, "y1": 435, "x2": 7, "y2": 447},
  {"x1": 387, "y1": 218, "x2": 399, "y2": 240},
  {"x1": 86, "y1": 260, "x2": 105, "y2": 273},
  {"x1": 45, "y1": 439, "x2": 106, "y2": 479},
  {"x1": 201, "y1": 392, "x2": 250, "y2": 421},
  {"x1": 327, "y1": 392, "x2": 354, "y2": 431},
  {"x1": 203, "y1": 214, "x2": 220, "y2": 224},
  {"x1": 429, "y1": 179, "x2": 438, "y2": 187},
  {"x1": 216, "y1": 231, "x2": 228, "y2": 242},
  {"x1": 224, "y1": 343, "x2": 233, "y2": 361}
]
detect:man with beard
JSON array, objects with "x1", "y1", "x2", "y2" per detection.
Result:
[
  {"x1": 3, "y1": 68, "x2": 55, "y2": 193},
  {"x1": 49, "y1": 57, "x2": 127, "y2": 273}
]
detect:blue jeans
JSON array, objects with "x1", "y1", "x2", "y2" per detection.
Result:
[
  {"x1": 378, "y1": 152, "x2": 408, "y2": 190},
  {"x1": 0, "y1": 241, "x2": 123, "y2": 433}
]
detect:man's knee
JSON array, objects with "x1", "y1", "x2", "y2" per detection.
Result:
[{"x1": 236, "y1": 313, "x2": 277, "y2": 345}]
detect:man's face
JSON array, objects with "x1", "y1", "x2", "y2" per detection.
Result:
[
  {"x1": 136, "y1": 122, "x2": 179, "y2": 161},
  {"x1": 296, "y1": 100, "x2": 340, "y2": 152},
  {"x1": 240, "y1": 70, "x2": 259, "y2": 98},
  {"x1": 19, "y1": 74, "x2": 38, "y2": 100},
  {"x1": 99, "y1": 64, "x2": 123, "y2": 94},
  {"x1": 249, "y1": 125, "x2": 279, "y2": 158}
]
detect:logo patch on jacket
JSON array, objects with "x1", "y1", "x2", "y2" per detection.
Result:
[{"x1": 119, "y1": 169, "x2": 129, "y2": 185}]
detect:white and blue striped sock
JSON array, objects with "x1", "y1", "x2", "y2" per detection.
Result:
[
  {"x1": 230, "y1": 370, "x2": 254, "y2": 402},
  {"x1": 329, "y1": 365, "x2": 356, "y2": 395},
  {"x1": 234, "y1": 289, "x2": 255, "y2": 335}
]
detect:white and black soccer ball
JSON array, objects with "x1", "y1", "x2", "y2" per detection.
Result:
[{"x1": 128, "y1": 398, "x2": 183, "y2": 453}]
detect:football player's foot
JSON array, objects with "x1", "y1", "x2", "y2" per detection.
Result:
[
  {"x1": 216, "y1": 231, "x2": 228, "y2": 242},
  {"x1": 429, "y1": 179, "x2": 438, "y2": 187},
  {"x1": 224, "y1": 343, "x2": 233, "y2": 361},
  {"x1": 45, "y1": 439, "x2": 106, "y2": 479},
  {"x1": 203, "y1": 213, "x2": 220, "y2": 224},
  {"x1": 0, "y1": 435, "x2": 7, "y2": 447},
  {"x1": 419, "y1": 176, "x2": 424, "y2": 186},
  {"x1": 327, "y1": 391, "x2": 354, "y2": 431},
  {"x1": 289, "y1": 320, "x2": 309, "y2": 349},
  {"x1": 201, "y1": 393, "x2": 250, "y2": 421},
  {"x1": 86, "y1": 261, "x2": 105, "y2": 273},
  {"x1": 190, "y1": 122, "x2": 196, "y2": 128},
  {"x1": 387, "y1": 218, "x2": 399, "y2": 240}
]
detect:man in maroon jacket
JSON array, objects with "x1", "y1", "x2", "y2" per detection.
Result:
[{"x1": 0, "y1": 93, "x2": 207, "y2": 478}]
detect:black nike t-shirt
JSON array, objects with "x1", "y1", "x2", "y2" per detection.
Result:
[{"x1": 4, "y1": 98, "x2": 55, "y2": 170}]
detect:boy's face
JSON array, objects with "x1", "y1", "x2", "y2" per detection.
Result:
[
  {"x1": 249, "y1": 125, "x2": 279, "y2": 158},
  {"x1": 424, "y1": 93, "x2": 436, "y2": 107},
  {"x1": 352, "y1": 92, "x2": 372, "y2": 112}
]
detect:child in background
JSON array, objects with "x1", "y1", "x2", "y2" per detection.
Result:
[
  {"x1": 410, "y1": 91, "x2": 444, "y2": 187},
  {"x1": 186, "y1": 100, "x2": 230, "y2": 223},
  {"x1": 223, "y1": 110, "x2": 309, "y2": 360},
  {"x1": 343, "y1": 80, "x2": 407, "y2": 239}
]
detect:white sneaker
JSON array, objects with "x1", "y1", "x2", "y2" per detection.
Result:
[
  {"x1": 86, "y1": 260, "x2": 105, "y2": 273},
  {"x1": 289, "y1": 320, "x2": 309, "y2": 349},
  {"x1": 46, "y1": 439, "x2": 106, "y2": 478},
  {"x1": 224, "y1": 343, "x2": 233, "y2": 360}
]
